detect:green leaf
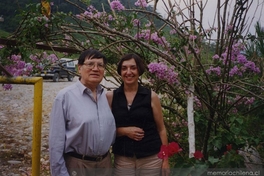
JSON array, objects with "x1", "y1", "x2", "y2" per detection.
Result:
[
  {"x1": 235, "y1": 118, "x2": 243, "y2": 125},
  {"x1": 212, "y1": 138, "x2": 222, "y2": 149},
  {"x1": 231, "y1": 126, "x2": 241, "y2": 134},
  {"x1": 208, "y1": 156, "x2": 219, "y2": 165}
]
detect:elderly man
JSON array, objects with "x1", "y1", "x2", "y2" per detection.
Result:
[{"x1": 49, "y1": 49, "x2": 116, "y2": 176}]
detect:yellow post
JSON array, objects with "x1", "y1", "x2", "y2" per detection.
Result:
[
  {"x1": 0, "y1": 76, "x2": 43, "y2": 176},
  {"x1": 32, "y1": 78, "x2": 43, "y2": 176}
]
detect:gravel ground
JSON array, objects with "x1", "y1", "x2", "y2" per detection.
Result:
[
  {"x1": 0, "y1": 76, "x2": 118, "y2": 176},
  {"x1": 0, "y1": 77, "x2": 78, "y2": 176}
]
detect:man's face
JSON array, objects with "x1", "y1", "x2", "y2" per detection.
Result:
[{"x1": 78, "y1": 58, "x2": 105, "y2": 85}]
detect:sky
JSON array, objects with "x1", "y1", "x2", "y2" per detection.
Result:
[{"x1": 151, "y1": 0, "x2": 264, "y2": 37}]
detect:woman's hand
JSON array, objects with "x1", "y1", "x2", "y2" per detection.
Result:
[
  {"x1": 161, "y1": 158, "x2": 170, "y2": 176},
  {"x1": 117, "y1": 127, "x2": 144, "y2": 141}
]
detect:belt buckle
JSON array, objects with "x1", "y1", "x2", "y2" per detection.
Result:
[{"x1": 96, "y1": 156, "x2": 103, "y2": 162}]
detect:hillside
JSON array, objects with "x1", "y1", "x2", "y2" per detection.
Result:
[{"x1": 0, "y1": 0, "x2": 141, "y2": 33}]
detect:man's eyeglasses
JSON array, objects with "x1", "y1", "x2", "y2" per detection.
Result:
[{"x1": 82, "y1": 62, "x2": 105, "y2": 70}]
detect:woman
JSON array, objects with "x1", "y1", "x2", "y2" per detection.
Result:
[{"x1": 106, "y1": 53, "x2": 170, "y2": 176}]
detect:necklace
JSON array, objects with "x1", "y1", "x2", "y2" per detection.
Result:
[{"x1": 127, "y1": 104, "x2": 132, "y2": 110}]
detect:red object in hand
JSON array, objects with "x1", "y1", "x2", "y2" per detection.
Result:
[
  {"x1": 168, "y1": 142, "x2": 182, "y2": 157},
  {"x1": 158, "y1": 142, "x2": 182, "y2": 159},
  {"x1": 158, "y1": 145, "x2": 169, "y2": 159}
]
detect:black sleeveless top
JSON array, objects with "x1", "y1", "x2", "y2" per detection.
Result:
[{"x1": 112, "y1": 84, "x2": 162, "y2": 158}]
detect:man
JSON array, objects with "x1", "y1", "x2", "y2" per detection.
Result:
[{"x1": 49, "y1": 49, "x2": 116, "y2": 176}]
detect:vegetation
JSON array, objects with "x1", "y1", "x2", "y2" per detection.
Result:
[
  {"x1": 1, "y1": 0, "x2": 264, "y2": 175},
  {"x1": 0, "y1": 0, "x2": 149, "y2": 33},
  {"x1": 0, "y1": 30, "x2": 9, "y2": 38}
]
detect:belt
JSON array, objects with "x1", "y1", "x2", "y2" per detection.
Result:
[{"x1": 66, "y1": 152, "x2": 108, "y2": 162}]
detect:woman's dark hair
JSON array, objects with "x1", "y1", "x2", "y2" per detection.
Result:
[
  {"x1": 78, "y1": 49, "x2": 107, "y2": 65},
  {"x1": 117, "y1": 53, "x2": 145, "y2": 76}
]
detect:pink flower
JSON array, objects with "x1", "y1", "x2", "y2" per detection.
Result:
[
  {"x1": 110, "y1": 0, "x2": 125, "y2": 11},
  {"x1": 3, "y1": 84, "x2": 12, "y2": 90},
  {"x1": 193, "y1": 151, "x2": 203, "y2": 159},
  {"x1": 212, "y1": 54, "x2": 219, "y2": 59},
  {"x1": 189, "y1": 35, "x2": 197, "y2": 40},
  {"x1": 135, "y1": 0, "x2": 148, "y2": 8},
  {"x1": 133, "y1": 19, "x2": 140, "y2": 26},
  {"x1": 148, "y1": 62, "x2": 179, "y2": 84},
  {"x1": 226, "y1": 144, "x2": 232, "y2": 151}
]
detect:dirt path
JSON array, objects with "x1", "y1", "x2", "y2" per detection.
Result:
[{"x1": 0, "y1": 78, "x2": 77, "y2": 176}]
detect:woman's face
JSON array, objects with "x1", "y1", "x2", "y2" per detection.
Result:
[{"x1": 120, "y1": 58, "x2": 139, "y2": 84}]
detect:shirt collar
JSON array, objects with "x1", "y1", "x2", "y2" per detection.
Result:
[{"x1": 76, "y1": 80, "x2": 104, "y2": 95}]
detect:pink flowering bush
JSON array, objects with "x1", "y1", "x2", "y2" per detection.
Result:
[
  {"x1": 28, "y1": 52, "x2": 58, "y2": 74},
  {"x1": 206, "y1": 42, "x2": 260, "y2": 77},
  {"x1": 1, "y1": 54, "x2": 31, "y2": 90},
  {"x1": 1, "y1": 51, "x2": 58, "y2": 90},
  {"x1": 110, "y1": 0, "x2": 125, "y2": 11},
  {"x1": 2, "y1": 0, "x2": 264, "y2": 172},
  {"x1": 134, "y1": 0, "x2": 148, "y2": 8},
  {"x1": 148, "y1": 62, "x2": 179, "y2": 85},
  {"x1": 67, "y1": 0, "x2": 264, "y2": 170}
]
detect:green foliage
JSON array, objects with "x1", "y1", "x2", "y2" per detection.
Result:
[
  {"x1": 0, "y1": 0, "x2": 85, "y2": 32},
  {"x1": 169, "y1": 154, "x2": 208, "y2": 175},
  {"x1": 15, "y1": 3, "x2": 68, "y2": 48},
  {"x1": 0, "y1": 29, "x2": 10, "y2": 38},
  {"x1": 216, "y1": 150, "x2": 245, "y2": 168}
]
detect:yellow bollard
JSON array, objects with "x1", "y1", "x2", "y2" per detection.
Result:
[{"x1": 0, "y1": 76, "x2": 43, "y2": 176}]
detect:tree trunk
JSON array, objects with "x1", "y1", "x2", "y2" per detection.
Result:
[{"x1": 188, "y1": 81, "x2": 195, "y2": 158}]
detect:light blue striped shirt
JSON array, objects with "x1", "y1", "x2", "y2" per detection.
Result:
[{"x1": 49, "y1": 80, "x2": 116, "y2": 176}]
